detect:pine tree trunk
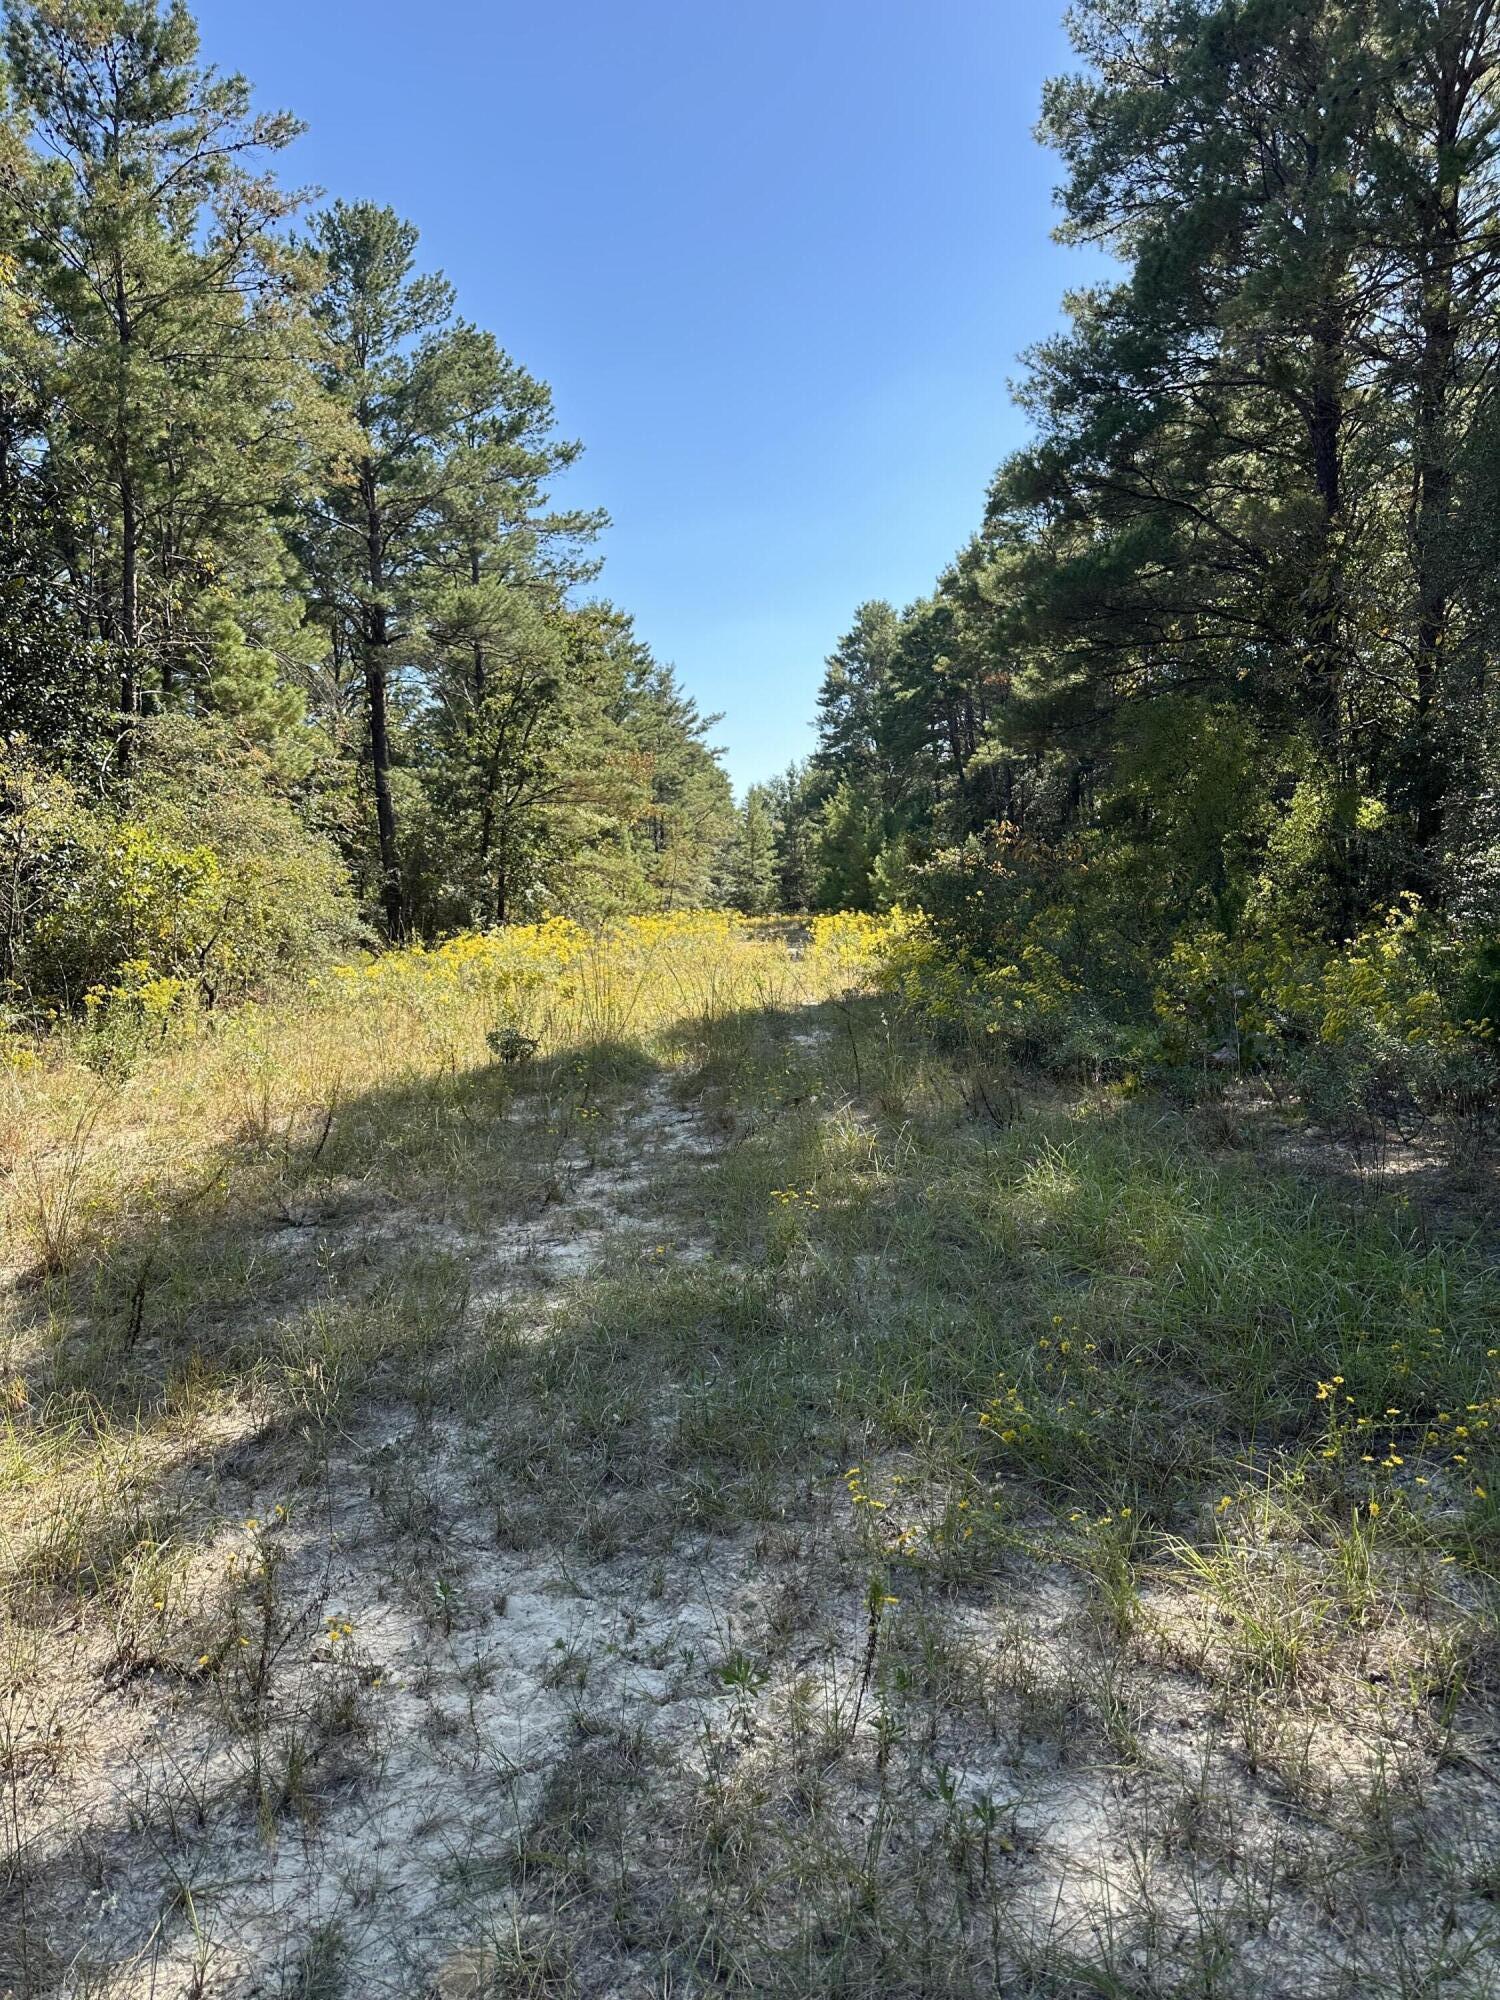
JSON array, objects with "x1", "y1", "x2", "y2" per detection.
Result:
[
  {"x1": 365, "y1": 639, "x2": 404, "y2": 940},
  {"x1": 1407, "y1": 23, "x2": 1467, "y2": 876},
  {"x1": 362, "y1": 474, "x2": 404, "y2": 939},
  {"x1": 119, "y1": 471, "x2": 138, "y2": 760},
  {"x1": 115, "y1": 252, "x2": 137, "y2": 772},
  {"x1": 1307, "y1": 310, "x2": 1346, "y2": 778}
]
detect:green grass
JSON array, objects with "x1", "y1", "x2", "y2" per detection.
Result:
[{"x1": 1, "y1": 961, "x2": 1497, "y2": 1998}]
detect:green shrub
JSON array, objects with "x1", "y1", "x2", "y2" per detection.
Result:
[
  {"x1": 1152, "y1": 901, "x2": 1494, "y2": 1125},
  {"x1": 890, "y1": 827, "x2": 1497, "y2": 1134},
  {"x1": 890, "y1": 830, "x2": 1158, "y2": 1078},
  {"x1": 4, "y1": 721, "x2": 359, "y2": 1020},
  {"x1": 1459, "y1": 936, "x2": 1500, "y2": 1041}
]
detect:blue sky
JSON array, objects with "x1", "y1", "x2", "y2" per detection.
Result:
[{"x1": 197, "y1": 0, "x2": 1101, "y2": 792}]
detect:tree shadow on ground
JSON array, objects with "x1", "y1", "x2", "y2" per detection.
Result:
[{"x1": 4, "y1": 993, "x2": 1500, "y2": 1997}]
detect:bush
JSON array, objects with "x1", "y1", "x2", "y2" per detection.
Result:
[
  {"x1": 887, "y1": 826, "x2": 1497, "y2": 1135},
  {"x1": 1459, "y1": 936, "x2": 1500, "y2": 1041},
  {"x1": 889, "y1": 830, "x2": 1156, "y2": 1077},
  {"x1": 3, "y1": 721, "x2": 359, "y2": 1022},
  {"x1": 1149, "y1": 903, "x2": 1497, "y2": 1134}
]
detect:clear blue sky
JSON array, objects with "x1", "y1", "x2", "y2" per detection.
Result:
[{"x1": 197, "y1": 0, "x2": 1102, "y2": 793}]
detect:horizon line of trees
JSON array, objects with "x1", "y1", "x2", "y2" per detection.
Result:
[
  {"x1": 1, "y1": 0, "x2": 744, "y2": 1012},
  {"x1": 750, "y1": 0, "x2": 1500, "y2": 980},
  {"x1": 10, "y1": 0, "x2": 1500, "y2": 1032}
]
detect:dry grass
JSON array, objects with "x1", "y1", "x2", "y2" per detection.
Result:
[{"x1": 1, "y1": 912, "x2": 1497, "y2": 1997}]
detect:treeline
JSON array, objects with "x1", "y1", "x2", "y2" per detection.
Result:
[
  {"x1": 750, "y1": 0, "x2": 1500, "y2": 1120},
  {"x1": 0, "y1": 0, "x2": 736, "y2": 1012}
]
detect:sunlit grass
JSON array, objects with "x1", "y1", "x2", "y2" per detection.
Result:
[
  {"x1": 2, "y1": 912, "x2": 1497, "y2": 1997},
  {"x1": 0, "y1": 910, "x2": 894, "y2": 1280}
]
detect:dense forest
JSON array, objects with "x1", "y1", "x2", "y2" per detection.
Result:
[
  {"x1": 0, "y1": 0, "x2": 737, "y2": 1011},
  {"x1": 4, "y1": 0, "x2": 1500, "y2": 1141},
  {"x1": 749, "y1": 0, "x2": 1500, "y2": 1127}
]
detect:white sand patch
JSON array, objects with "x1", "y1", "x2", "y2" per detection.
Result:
[
  {"x1": 33, "y1": 1421, "x2": 759, "y2": 1997},
  {"x1": 259, "y1": 1072, "x2": 721, "y2": 1305},
  {"x1": 13, "y1": 1037, "x2": 1499, "y2": 2000}
]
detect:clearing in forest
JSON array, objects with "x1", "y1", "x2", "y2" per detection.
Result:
[{"x1": 2, "y1": 914, "x2": 1498, "y2": 1998}]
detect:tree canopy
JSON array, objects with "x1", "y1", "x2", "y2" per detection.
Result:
[{"x1": 0, "y1": 0, "x2": 738, "y2": 999}]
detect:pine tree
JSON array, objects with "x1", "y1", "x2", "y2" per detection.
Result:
[
  {"x1": 727, "y1": 785, "x2": 778, "y2": 914},
  {"x1": 985, "y1": 0, "x2": 1500, "y2": 922},
  {"x1": 811, "y1": 601, "x2": 903, "y2": 805},
  {"x1": 299, "y1": 201, "x2": 590, "y2": 936},
  {"x1": 766, "y1": 762, "x2": 820, "y2": 911},
  {"x1": 2, "y1": 0, "x2": 320, "y2": 764}
]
